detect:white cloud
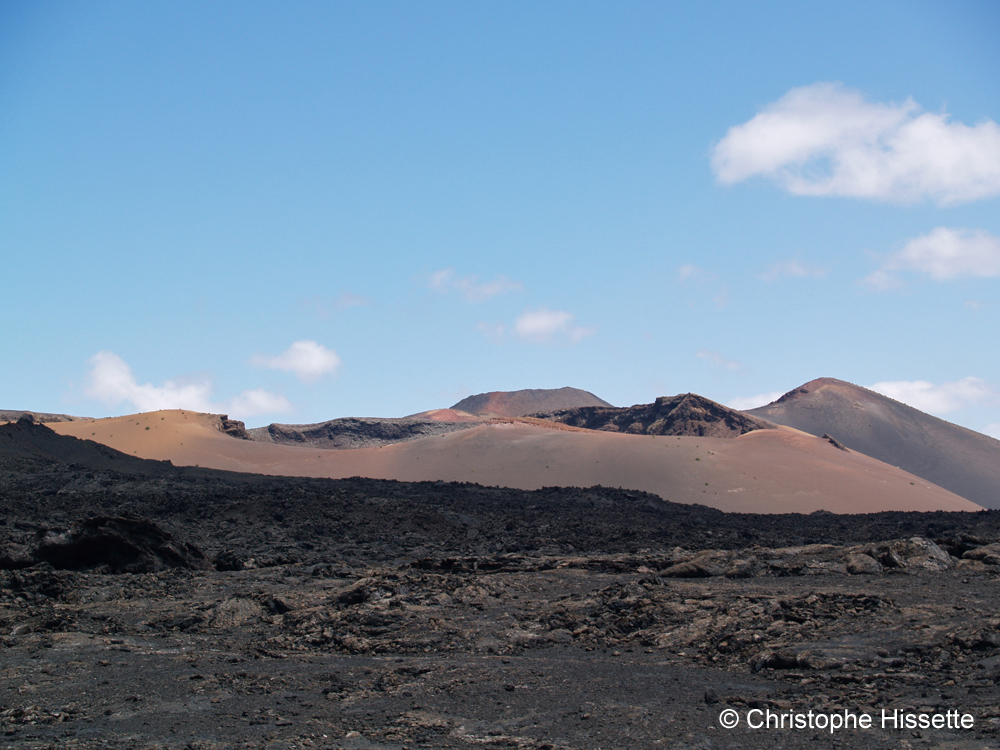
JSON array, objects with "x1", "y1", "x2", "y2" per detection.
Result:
[
  {"x1": 514, "y1": 308, "x2": 595, "y2": 344},
  {"x1": 85, "y1": 352, "x2": 215, "y2": 412},
  {"x1": 728, "y1": 391, "x2": 785, "y2": 411},
  {"x1": 677, "y1": 264, "x2": 715, "y2": 283},
  {"x1": 250, "y1": 340, "x2": 341, "y2": 383},
  {"x1": 758, "y1": 259, "x2": 828, "y2": 282},
  {"x1": 985, "y1": 423, "x2": 1000, "y2": 440},
  {"x1": 868, "y1": 377, "x2": 996, "y2": 415},
  {"x1": 860, "y1": 269, "x2": 902, "y2": 291},
  {"x1": 696, "y1": 349, "x2": 741, "y2": 371},
  {"x1": 481, "y1": 308, "x2": 595, "y2": 344},
  {"x1": 712, "y1": 82, "x2": 1000, "y2": 205},
  {"x1": 227, "y1": 388, "x2": 293, "y2": 416},
  {"x1": 863, "y1": 227, "x2": 1000, "y2": 288},
  {"x1": 84, "y1": 351, "x2": 291, "y2": 418},
  {"x1": 429, "y1": 268, "x2": 523, "y2": 303}
]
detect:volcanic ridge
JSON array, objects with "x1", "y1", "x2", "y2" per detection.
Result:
[
  {"x1": 747, "y1": 377, "x2": 1000, "y2": 509},
  {"x1": 43, "y1": 383, "x2": 984, "y2": 514}
]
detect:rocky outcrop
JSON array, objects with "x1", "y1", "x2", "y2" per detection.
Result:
[
  {"x1": 218, "y1": 415, "x2": 249, "y2": 440},
  {"x1": 32, "y1": 516, "x2": 212, "y2": 574},
  {"x1": 531, "y1": 393, "x2": 775, "y2": 438},
  {"x1": 245, "y1": 417, "x2": 475, "y2": 449}
]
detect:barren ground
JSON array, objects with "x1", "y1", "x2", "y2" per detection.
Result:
[{"x1": 4, "y1": 425, "x2": 1000, "y2": 749}]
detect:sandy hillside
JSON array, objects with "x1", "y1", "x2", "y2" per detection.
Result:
[
  {"x1": 402, "y1": 408, "x2": 482, "y2": 422},
  {"x1": 52, "y1": 410, "x2": 979, "y2": 514}
]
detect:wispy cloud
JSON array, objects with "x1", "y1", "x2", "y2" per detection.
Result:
[
  {"x1": 868, "y1": 377, "x2": 996, "y2": 415},
  {"x1": 480, "y1": 307, "x2": 595, "y2": 344},
  {"x1": 227, "y1": 388, "x2": 294, "y2": 416},
  {"x1": 84, "y1": 351, "x2": 291, "y2": 417},
  {"x1": 250, "y1": 340, "x2": 342, "y2": 383},
  {"x1": 728, "y1": 391, "x2": 785, "y2": 411},
  {"x1": 696, "y1": 349, "x2": 742, "y2": 371},
  {"x1": 712, "y1": 82, "x2": 1000, "y2": 205},
  {"x1": 677, "y1": 264, "x2": 715, "y2": 283},
  {"x1": 758, "y1": 259, "x2": 828, "y2": 282},
  {"x1": 334, "y1": 293, "x2": 370, "y2": 310},
  {"x1": 515, "y1": 308, "x2": 594, "y2": 343},
  {"x1": 863, "y1": 227, "x2": 1000, "y2": 289},
  {"x1": 429, "y1": 268, "x2": 523, "y2": 303}
]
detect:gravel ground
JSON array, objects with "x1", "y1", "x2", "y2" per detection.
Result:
[{"x1": 4, "y1": 425, "x2": 1000, "y2": 749}]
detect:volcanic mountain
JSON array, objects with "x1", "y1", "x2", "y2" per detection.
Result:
[
  {"x1": 746, "y1": 377, "x2": 1000, "y2": 509},
  {"x1": 49, "y1": 408, "x2": 979, "y2": 514},
  {"x1": 245, "y1": 388, "x2": 609, "y2": 448},
  {"x1": 531, "y1": 393, "x2": 775, "y2": 438},
  {"x1": 450, "y1": 387, "x2": 612, "y2": 418}
]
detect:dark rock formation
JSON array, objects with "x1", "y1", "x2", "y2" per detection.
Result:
[
  {"x1": 32, "y1": 516, "x2": 211, "y2": 573},
  {"x1": 218, "y1": 415, "x2": 249, "y2": 440},
  {"x1": 822, "y1": 433, "x2": 849, "y2": 451},
  {"x1": 245, "y1": 416, "x2": 475, "y2": 449},
  {"x1": 531, "y1": 393, "x2": 775, "y2": 438}
]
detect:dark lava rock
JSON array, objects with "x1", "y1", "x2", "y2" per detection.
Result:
[
  {"x1": 245, "y1": 416, "x2": 474, "y2": 449},
  {"x1": 218, "y1": 415, "x2": 249, "y2": 440},
  {"x1": 660, "y1": 560, "x2": 725, "y2": 578},
  {"x1": 844, "y1": 552, "x2": 883, "y2": 575},
  {"x1": 32, "y1": 516, "x2": 211, "y2": 573},
  {"x1": 530, "y1": 393, "x2": 775, "y2": 438},
  {"x1": 822, "y1": 433, "x2": 849, "y2": 451},
  {"x1": 213, "y1": 549, "x2": 246, "y2": 571}
]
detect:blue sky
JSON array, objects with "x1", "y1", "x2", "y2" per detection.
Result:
[{"x1": 3, "y1": 1, "x2": 1000, "y2": 436}]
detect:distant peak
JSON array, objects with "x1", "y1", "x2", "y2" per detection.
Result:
[
  {"x1": 774, "y1": 377, "x2": 857, "y2": 404},
  {"x1": 451, "y1": 387, "x2": 613, "y2": 418}
]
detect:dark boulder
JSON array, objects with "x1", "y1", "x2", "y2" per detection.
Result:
[
  {"x1": 219, "y1": 415, "x2": 250, "y2": 440},
  {"x1": 33, "y1": 516, "x2": 212, "y2": 573}
]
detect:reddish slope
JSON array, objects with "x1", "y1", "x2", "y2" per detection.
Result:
[
  {"x1": 451, "y1": 387, "x2": 612, "y2": 418},
  {"x1": 51, "y1": 410, "x2": 980, "y2": 514}
]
